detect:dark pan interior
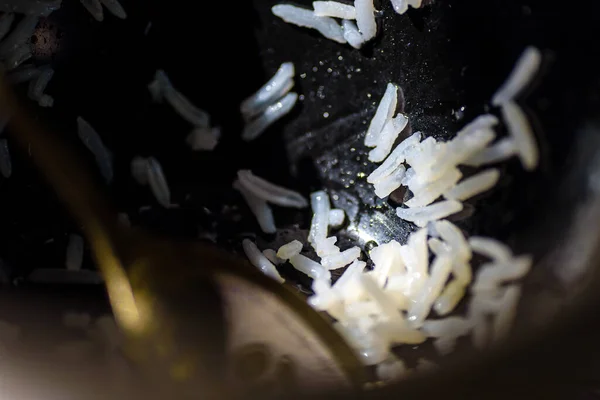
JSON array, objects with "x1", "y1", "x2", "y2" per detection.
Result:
[{"x1": 1, "y1": 0, "x2": 600, "y2": 394}]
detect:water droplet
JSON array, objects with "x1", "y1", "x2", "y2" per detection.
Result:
[
  {"x1": 338, "y1": 55, "x2": 343, "y2": 61},
  {"x1": 299, "y1": 94, "x2": 305, "y2": 101},
  {"x1": 332, "y1": 194, "x2": 339, "y2": 201},
  {"x1": 312, "y1": 66, "x2": 318, "y2": 72}
]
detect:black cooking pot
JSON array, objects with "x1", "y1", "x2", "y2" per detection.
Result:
[{"x1": 1, "y1": 0, "x2": 600, "y2": 398}]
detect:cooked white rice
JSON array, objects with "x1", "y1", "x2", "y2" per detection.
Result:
[
  {"x1": 186, "y1": 127, "x2": 221, "y2": 151},
  {"x1": 242, "y1": 239, "x2": 285, "y2": 283},
  {"x1": 289, "y1": 253, "x2": 331, "y2": 282},
  {"x1": 99, "y1": 0, "x2": 126, "y2": 19},
  {"x1": 376, "y1": 357, "x2": 406, "y2": 382},
  {"x1": 240, "y1": 62, "x2": 295, "y2": 120},
  {"x1": 368, "y1": 114, "x2": 409, "y2": 163},
  {"x1": 313, "y1": 1, "x2": 356, "y2": 19},
  {"x1": 263, "y1": 248, "x2": 283, "y2": 265},
  {"x1": 341, "y1": 19, "x2": 364, "y2": 49},
  {"x1": 321, "y1": 246, "x2": 361, "y2": 270},
  {"x1": 80, "y1": 0, "x2": 104, "y2": 21},
  {"x1": 146, "y1": 157, "x2": 172, "y2": 208},
  {"x1": 463, "y1": 138, "x2": 517, "y2": 167},
  {"x1": 433, "y1": 279, "x2": 466, "y2": 316},
  {"x1": 407, "y1": 254, "x2": 452, "y2": 327},
  {"x1": 492, "y1": 47, "x2": 542, "y2": 106},
  {"x1": 373, "y1": 165, "x2": 406, "y2": 198},
  {"x1": 365, "y1": 83, "x2": 398, "y2": 148},
  {"x1": 396, "y1": 200, "x2": 463, "y2": 227},
  {"x1": 233, "y1": 180, "x2": 277, "y2": 234},
  {"x1": 368, "y1": 131, "x2": 421, "y2": 185},
  {"x1": 77, "y1": 117, "x2": 113, "y2": 183},
  {"x1": 444, "y1": 169, "x2": 500, "y2": 201},
  {"x1": 328, "y1": 209, "x2": 346, "y2": 227},
  {"x1": 272, "y1": 4, "x2": 346, "y2": 44},
  {"x1": 354, "y1": 0, "x2": 377, "y2": 41},
  {"x1": 501, "y1": 100, "x2": 539, "y2": 171},
  {"x1": 468, "y1": 236, "x2": 513, "y2": 263},
  {"x1": 0, "y1": 15, "x2": 39, "y2": 57},
  {"x1": 241, "y1": 92, "x2": 298, "y2": 141},
  {"x1": 5, "y1": 45, "x2": 32, "y2": 71},
  {"x1": 276, "y1": 240, "x2": 303, "y2": 260},
  {"x1": 389, "y1": 0, "x2": 423, "y2": 14},
  {"x1": 405, "y1": 167, "x2": 462, "y2": 208},
  {"x1": 237, "y1": 170, "x2": 308, "y2": 209},
  {"x1": 27, "y1": 66, "x2": 54, "y2": 107}
]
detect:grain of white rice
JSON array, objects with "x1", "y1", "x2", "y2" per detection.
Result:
[
  {"x1": 242, "y1": 239, "x2": 285, "y2": 283},
  {"x1": 422, "y1": 316, "x2": 472, "y2": 338},
  {"x1": 328, "y1": 208, "x2": 345, "y2": 227},
  {"x1": 66, "y1": 234, "x2": 84, "y2": 271},
  {"x1": 277, "y1": 240, "x2": 303, "y2": 260},
  {"x1": 0, "y1": 0, "x2": 61, "y2": 16},
  {"x1": 63, "y1": 312, "x2": 92, "y2": 329},
  {"x1": 368, "y1": 114, "x2": 409, "y2": 163},
  {"x1": 149, "y1": 70, "x2": 211, "y2": 128},
  {"x1": 360, "y1": 274, "x2": 405, "y2": 322},
  {"x1": 0, "y1": 139, "x2": 11, "y2": 178},
  {"x1": 501, "y1": 100, "x2": 539, "y2": 171},
  {"x1": 146, "y1": 157, "x2": 172, "y2": 208},
  {"x1": 389, "y1": 0, "x2": 423, "y2": 14},
  {"x1": 130, "y1": 156, "x2": 149, "y2": 185},
  {"x1": 241, "y1": 92, "x2": 298, "y2": 141},
  {"x1": 308, "y1": 279, "x2": 342, "y2": 313},
  {"x1": 423, "y1": 124, "x2": 496, "y2": 183},
  {"x1": 99, "y1": 0, "x2": 126, "y2": 19},
  {"x1": 472, "y1": 255, "x2": 532, "y2": 292},
  {"x1": 433, "y1": 337, "x2": 457, "y2": 355},
  {"x1": 308, "y1": 190, "x2": 334, "y2": 255},
  {"x1": 262, "y1": 249, "x2": 283, "y2": 265},
  {"x1": 334, "y1": 322, "x2": 389, "y2": 365},
  {"x1": 4, "y1": 45, "x2": 32, "y2": 71},
  {"x1": 427, "y1": 237, "x2": 450, "y2": 256},
  {"x1": 240, "y1": 62, "x2": 295, "y2": 120},
  {"x1": 289, "y1": 253, "x2": 331, "y2": 282},
  {"x1": 492, "y1": 47, "x2": 542, "y2": 106},
  {"x1": 0, "y1": 15, "x2": 38, "y2": 57},
  {"x1": 233, "y1": 180, "x2": 276, "y2": 234},
  {"x1": 354, "y1": 0, "x2": 376, "y2": 41},
  {"x1": 28, "y1": 269, "x2": 103, "y2": 284},
  {"x1": 0, "y1": 13, "x2": 14, "y2": 42},
  {"x1": 463, "y1": 138, "x2": 517, "y2": 167},
  {"x1": 373, "y1": 165, "x2": 406, "y2": 198},
  {"x1": 468, "y1": 236, "x2": 513, "y2": 263},
  {"x1": 80, "y1": 0, "x2": 104, "y2": 21},
  {"x1": 372, "y1": 319, "x2": 426, "y2": 345},
  {"x1": 404, "y1": 137, "x2": 446, "y2": 181},
  {"x1": 407, "y1": 254, "x2": 452, "y2": 327},
  {"x1": 364, "y1": 83, "x2": 398, "y2": 147},
  {"x1": 313, "y1": 1, "x2": 356, "y2": 19},
  {"x1": 344, "y1": 300, "x2": 379, "y2": 319},
  {"x1": 186, "y1": 127, "x2": 221, "y2": 151},
  {"x1": 406, "y1": 227, "x2": 428, "y2": 277},
  {"x1": 405, "y1": 167, "x2": 462, "y2": 208},
  {"x1": 272, "y1": 4, "x2": 346, "y2": 44},
  {"x1": 368, "y1": 131, "x2": 421, "y2": 184},
  {"x1": 376, "y1": 357, "x2": 406, "y2": 381},
  {"x1": 332, "y1": 259, "x2": 365, "y2": 300},
  {"x1": 77, "y1": 117, "x2": 113, "y2": 183},
  {"x1": 321, "y1": 246, "x2": 361, "y2": 270},
  {"x1": 237, "y1": 170, "x2": 308, "y2": 209},
  {"x1": 492, "y1": 285, "x2": 521, "y2": 342},
  {"x1": 469, "y1": 310, "x2": 491, "y2": 350},
  {"x1": 6, "y1": 64, "x2": 40, "y2": 84},
  {"x1": 27, "y1": 66, "x2": 54, "y2": 107},
  {"x1": 369, "y1": 240, "x2": 404, "y2": 287},
  {"x1": 433, "y1": 279, "x2": 466, "y2": 316},
  {"x1": 341, "y1": 19, "x2": 364, "y2": 49},
  {"x1": 444, "y1": 169, "x2": 500, "y2": 201},
  {"x1": 434, "y1": 220, "x2": 471, "y2": 261},
  {"x1": 396, "y1": 200, "x2": 463, "y2": 227}
]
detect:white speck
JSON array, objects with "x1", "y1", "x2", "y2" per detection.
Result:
[
  {"x1": 327, "y1": 68, "x2": 333, "y2": 73},
  {"x1": 299, "y1": 94, "x2": 305, "y2": 101},
  {"x1": 338, "y1": 55, "x2": 343, "y2": 61},
  {"x1": 323, "y1": 112, "x2": 330, "y2": 118},
  {"x1": 300, "y1": 73, "x2": 307, "y2": 78},
  {"x1": 356, "y1": 68, "x2": 362, "y2": 72},
  {"x1": 312, "y1": 67, "x2": 318, "y2": 72},
  {"x1": 367, "y1": 93, "x2": 372, "y2": 98}
]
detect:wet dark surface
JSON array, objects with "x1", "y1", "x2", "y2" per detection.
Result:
[{"x1": 0, "y1": 0, "x2": 600, "y2": 390}]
